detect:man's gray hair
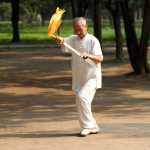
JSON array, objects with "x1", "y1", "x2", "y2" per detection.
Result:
[{"x1": 73, "y1": 17, "x2": 86, "y2": 26}]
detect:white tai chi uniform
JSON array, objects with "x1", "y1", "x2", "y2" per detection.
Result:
[{"x1": 61, "y1": 33, "x2": 103, "y2": 129}]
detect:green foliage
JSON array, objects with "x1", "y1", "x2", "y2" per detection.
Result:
[
  {"x1": 0, "y1": 2, "x2": 12, "y2": 21},
  {"x1": 19, "y1": 2, "x2": 38, "y2": 24}
]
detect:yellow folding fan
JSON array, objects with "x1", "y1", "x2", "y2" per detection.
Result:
[{"x1": 47, "y1": 7, "x2": 65, "y2": 38}]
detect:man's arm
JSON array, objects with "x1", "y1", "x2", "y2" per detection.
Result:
[
  {"x1": 56, "y1": 36, "x2": 103, "y2": 63},
  {"x1": 80, "y1": 52, "x2": 103, "y2": 64}
]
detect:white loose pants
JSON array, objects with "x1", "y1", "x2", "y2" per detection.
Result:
[{"x1": 75, "y1": 78, "x2": 99, "y2": 129}]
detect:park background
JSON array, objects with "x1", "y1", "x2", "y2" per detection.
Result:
[
  {"x1": 0, "y1": 0, "x2": 150, "y2": 74},
  {"x1": 0, "y1": 0, "x2": 148, "y2": 43},
  {"x1": 0, "y1": 0, "x2": 150, "y2": 150}
]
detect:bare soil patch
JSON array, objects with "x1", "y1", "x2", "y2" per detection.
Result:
[{"x1": 0, "y1": 47, "x2": 150, "y2": 150}]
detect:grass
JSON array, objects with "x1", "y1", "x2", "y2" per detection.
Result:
[{"x1": 0, "y1": 19, "x2": 147, "y2": 44}]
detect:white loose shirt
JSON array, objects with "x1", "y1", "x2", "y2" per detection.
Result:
[{"x1": 61, "y1": 33, "x2": 103, "y2": 92}]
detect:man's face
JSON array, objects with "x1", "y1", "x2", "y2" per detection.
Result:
[{"x1": 73, "y1": 21, "x2": 87, "y2": 39}]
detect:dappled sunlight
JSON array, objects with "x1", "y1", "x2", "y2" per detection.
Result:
[
  {"x1": 102, "y1": 63, "x2": 133, "y2": 76},
  {"x1": 21, "y1": 70, "x2": 37, "y2": 73},
  {"x1": 0, "y1": 67, "x2": 18, "y2": 70},
  {"x1": 119, "y1": 89, "x2": 150, "y2": 99},
  {"x1": 27, "y1": 56, "x2": 71, "y2": 60},
  {"x1": 0, "y1": 87, "x2": 74, "y2": 96},
  {"x1": 34, "y1": 74, "x2": 71, "y2": 80},
  {"x1": 0, "y1": 48, "x2": 150, "y2": 145}
]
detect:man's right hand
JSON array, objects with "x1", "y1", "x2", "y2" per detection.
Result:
[{"x1": 56, "y1": 36, "x2": 64, "y2": 45}]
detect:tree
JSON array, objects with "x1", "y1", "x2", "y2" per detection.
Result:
[
  {"x1": 78, "y1": 0, "x2": 89, "y2": 17},
  {"x1": 38, "y1": 0, "x2": 55, "y2": 26},
  {"x1": 19, "y1": 2, "x2": 38, "y2": 24},
  {"x1": 0, "y1": 0, "x2": 20, "y2": 43},
  {"x1": 105, "y1": 0, "x2": 123, "y2": 59},
  {"x1": 11, "y1": 0, "x2": 20, "y2": 43},
  {"x1": 39, "y1": 2, "x2": 47, "y2": 26},
  {"x1": 70, "y1": 0, "x2": 77, "y2": 18},
  {"x1": 94, "y1": 0, "x2": 102, "y2": 44},
  {"x1": 69, "y1": 0, "x2": 90, "y2": 19},
  {"x1": 121, "y1": 0, "x2": 150, "y2": 74}
]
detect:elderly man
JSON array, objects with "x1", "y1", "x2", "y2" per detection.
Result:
[{"x1": 56, "y1": 17, "x2": 103, "y2": 136}]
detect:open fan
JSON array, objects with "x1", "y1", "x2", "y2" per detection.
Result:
[{"x1": 47, "y1": 7, "x2": 65, "y2": 38}]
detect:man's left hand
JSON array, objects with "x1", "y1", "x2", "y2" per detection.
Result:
[
  {"x1": 80, "y1": 52, "x2": 103, "y2": 63},
  {"x1": 80, "y1": 52, "x2": 89, "y2": 59}
]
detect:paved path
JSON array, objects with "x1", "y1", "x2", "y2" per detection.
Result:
[
  {"x1": 0, "y1": 44, "x2": 127, "y2": 48},
  {"x1": 0, "y1": 47, "x2": 150, "y2": 150},
  {"x1": 0, "y1": 43, "x2": 150, "y2": 48}
]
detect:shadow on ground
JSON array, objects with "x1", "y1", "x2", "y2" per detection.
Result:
[{"x1": 0, "y1": 48, "x2": 150, "y2": 140}]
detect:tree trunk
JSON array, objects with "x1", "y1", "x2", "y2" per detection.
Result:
[
  {"x1": 70, "y1": 0, "x2": 76, "y2": 19},
  {"x1": 58, "y1": 26, "x2": 60, "y2": 35},
  {"x1": 121, "y1": 0, "x2": 150, "y2": 74},
  {"x1": 11, "y1": 0, "x2": 20, "y2": 43},
  {"x1": 138, "y1": 0, "x2": 150, "y2": 74},
  {"x1": 131, "y1": 2, "x2": 135, "y2": 22},
  {"x1": 139, "y1": 8, "x2": 141, "y2": 20},
  {"x1": 2, "y1": 11, "x2": 5, "y2": 21},
  {"x1": 78, "y1": 0, "x2": 84, "y2": 17},
  {"x1": 105, "y1": 0, "x2": 123, "y2": 59},
  {"x1": 42, "y1": 17, "x2": 45, "y2": 26},
  {"x1": 109, "y1": 14, "x2": 114, "y2": 27},
  {"x1": 121, "y1": 0, "x2": 139, "y2": 73},
  {"x1": 94, "y1": 0, "x2": 102, "y2": 44},
  {"x1": 131, "y1": 2, "x2": 135, "y2": 18},
  {"x1": 41, "y1": 8, "x2": 45, "y2": 26},
  {"x1": 113, "y1": 17, "x2": 123, "y2": 59},
  {"x1": 77, "y1": 0, "x2": 89, "y2": 17}
]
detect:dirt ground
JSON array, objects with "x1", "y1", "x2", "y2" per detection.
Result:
[{"x1": 0, "y1": 46, "x2": 150, "y2": 150}]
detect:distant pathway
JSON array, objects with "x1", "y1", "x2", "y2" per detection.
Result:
[
  {"x1": 0, "y1": 43, "x2": 150, "y2": 48},
  {"x1": 0, "y1": 48, "x2": 150, "y2": 150},
  {"x1": 0, "y1": 44, "x2": 127, "y2": 48}
]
